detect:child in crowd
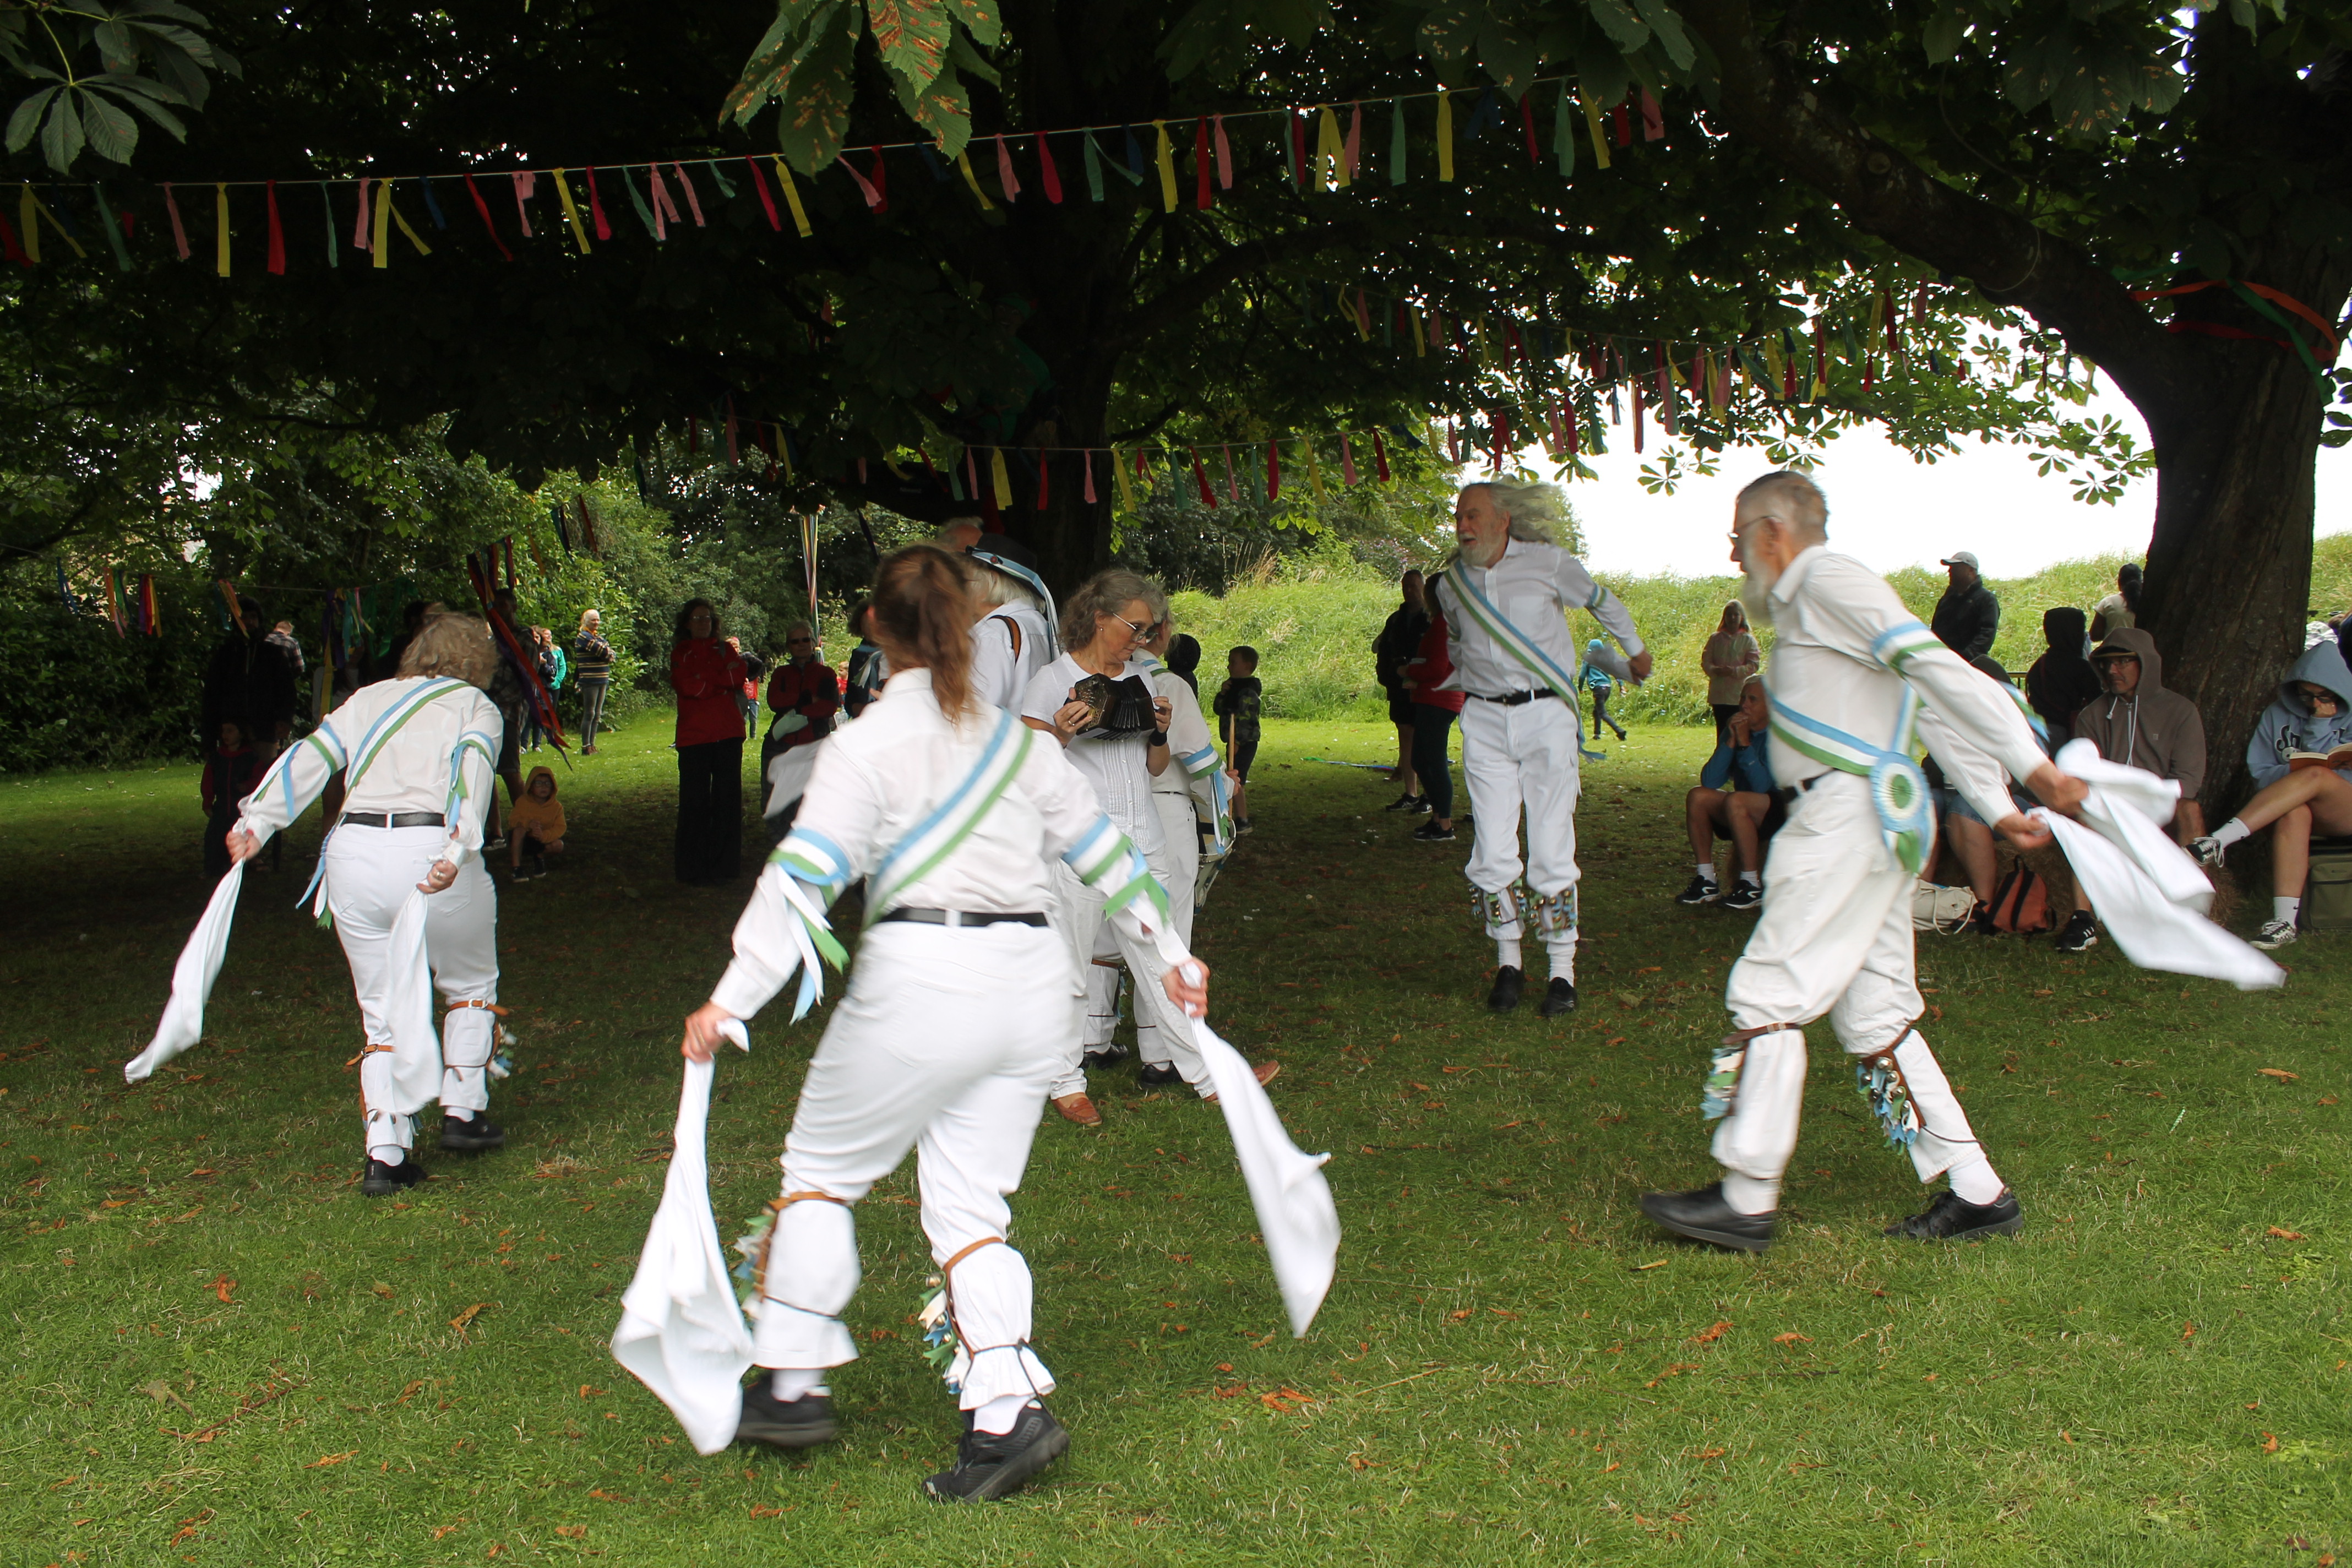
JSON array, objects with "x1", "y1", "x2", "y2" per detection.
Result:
[
  {"x1": 505, "y1": 765, "x2": 567, "y2": 881},
  {"x1": 200, "y1": 720, "x2": 269, "y2": 878},
  {"x1": 1213, "y1": 645, "x2": 1262, "y2": 834},
  {"x1": 1581, "y1": 638, "x2": 1628, "y2": 741}
]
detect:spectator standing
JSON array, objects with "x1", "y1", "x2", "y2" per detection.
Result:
[
  {"x1": 1400, "y1": 610, "x2": 1465, "y2": 842},
  {"x1": 1931, "y1": 551, "x2": 2000, "y2": 662},
  {"x1": 2025, "y1": 607, "x2": 2101, "y2": 746},
  {"x1": 669, "y1": 599, "x2": 749, "y2": 886},
  {"x1": 267, "y1": 619, "x2": 307, "y2": 680},
  {"x1": 1212, "y1": 646, "x2": 1262, "y2": 834},
  {"x1": 760, "y1": 622, "x2": 840, "y2": 819},
  {"x1": 2090, "y1": 563, "x2": 2142, "y2": 641},
  {"x1": 2191, "y1": 641, "x2": 2352, "y2": 949},
  {"x1": 199, "y1": 595, "x2": 300, "y2": 756},
  {"x1": 1679, "y1": 676, "x2": 1776, "y2": 909},
  {"x1": 2054, "y1": 628, "x2": 2208, "y2": 951},
  {"x1": 571, "y1": 610, "x2": 615, "y2": 755},
  {"x1": 375, "y1": 600, "x2": 429, "y2": 687},
  {"x1": 523, "y1": 628, "x2": 561, "y2": 752},
  {"x1": 200, "y1": 720, "x2": 269, "y2": 878},
  {"x1": 844, "y1": 601, "x2": 886, "y2": 717},
  {"x1": 1581, "y1": 639, "x2": 1629, "y2": 741},
  {"x1": 1375, "y1": 571, "x2": 1429, "y2": 808},
  {"x1": 1701, "y1": 601, "x2": 1762, "y2": 741}
]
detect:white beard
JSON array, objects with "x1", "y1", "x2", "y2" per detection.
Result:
[{"x1": 1739, "y1": 561, "x2": 1777, "y2": 630}]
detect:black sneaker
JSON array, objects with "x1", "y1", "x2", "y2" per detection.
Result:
[
  {"x1": 924, "y1": 1402, "x2": 1069, "y2": 1502},
  {"x1": 529, "y1": 853, "x2": 548, "y2": 879},
  {"x1": 1969, "y1": 901, "x2": 2001, "y2": 937},
  {"x1": 1722, "y1": 880, "x2": 1763, "y2": 912},
  {"x1": 1081, "y1": 1042, "x2": 1130, "y2": 1070},
  {"x1": 1677, "y1": 875, "x2": 1723, "y2": 906},
  {"x1": 1382, "y1": 793, "x2": 1423, "y2": 813},
  {"x1": 1411, "y1": 820, "x2": 1456, "y2": 842},
  {"x1": 1638, "y1": 1181, "x2": 1776, "y2": 1253},
  {"x1": 1486, "y1": 965, "x2": 1525, "y2": 1013},
  {"x1": 439, "y1": 1113, "x2": 507, "y2": 1152},
  {"x1": 1135, "y1": 1062, "x2": 1184, "y2": 1089},
  {"x1": 736, "y1": 1382, "x2": 839, "y2": 1450},
  {"x1": 1886, "y1": 1187, "x2": 2023, "y2": 1241},
  {"x1": 360, "y1": 1157, "x2": 426, "y2": 1197},
  {"x1": 2052, "y1": 911, "x2": 2098, "y2": 953},
  {"x1": 1538, "y1": 977, "x2": 1577, "y2": 1017}
]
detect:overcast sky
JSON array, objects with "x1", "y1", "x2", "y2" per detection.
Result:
[{"x1": 1538, "y1": 380, "x2": 2352, "y2": 580}]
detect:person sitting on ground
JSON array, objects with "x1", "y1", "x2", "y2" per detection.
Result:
[
  {"x1": 1580, "y1": 639, "x2": 1629, "y2": 741},
  {"x1": 2054, "y1": 628, "x2": 2207, "y2": 952},
  {"x1": 1701, "y1": 601, "x2": 1762, "y2": 742},
  {"x1": 505, "y1": 765, "x2": 567, "y2": 881},
  {"x1": 1212, "y1": 646, "x2": 1262, "y2": 833},
  {"x1": 1924, "y1": 655, "x2": 2033, "y2": 935},
  {"x1": 1679, "y1": 676, "x2": 1776, "y2": 911},
  {"x1": 2192, "y1": 640, "x2": 2352, "y2": 950},
  {"x1": 2090, "y1": 562, "x2": 2141, "y2": 641},
  {"x1": 2026, "y1": 607, "x2": 2102, "y2": 747},
  {"x1": 200, "y1": 720, "x2": 269, "y2": 879}
]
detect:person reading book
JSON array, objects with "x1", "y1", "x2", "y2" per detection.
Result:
[{"x1": 2191, "y1": 641, "x2": 2352, "y2": 949}]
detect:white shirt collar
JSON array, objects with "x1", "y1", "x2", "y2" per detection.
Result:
[{"x1": 1769, "y1": 543, "x2": 1828, "y2": 608}]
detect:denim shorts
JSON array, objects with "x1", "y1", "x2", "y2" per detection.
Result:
[{"x1": 1931, "y1": 786, "x2": 1985, "y2": 828}]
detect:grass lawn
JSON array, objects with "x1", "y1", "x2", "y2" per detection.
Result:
[{"x1": 2, "y1": 715, "x2": 2345, "y2": 1565}]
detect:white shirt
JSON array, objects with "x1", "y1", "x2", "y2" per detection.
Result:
[
  {"x1": 237, "y1": 676, "x2": 501, "y2": 867},
  {"x1": 1431, "y1": 538, "x2": 1646, "y2": 698},
  {"x1": 1148, "y1": 668, "x2": 1217, "y2": 808},
  {"x1": 1762, "y1": 546, "x2": 2047, "y2": 826},
  {"x1": 2093, "y1": 591, "x2": 2135, "y2": 631},
  {"x1": 970, "y1": 602, "x2": 1053, "y2": 712},
  {"x1": 711, "y1": 669, "x2": 1189, "y2": 1019},
  {"x1": 1021, "y1": 652, "x2": 1166, "y2": 855}
]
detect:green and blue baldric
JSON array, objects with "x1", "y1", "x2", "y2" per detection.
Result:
[
  {"x1": 1764, "y1": 618, "x2": 1940, "y2": 878},
  {"x1": 1441, "y1": 558, "x2": 1592, "y2": 704}
]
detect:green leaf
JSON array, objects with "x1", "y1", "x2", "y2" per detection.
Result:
[
  {"x1": 1630, "y1": 0, "x2": 1696, "y2": 73},
  {"x1": 940, "y1": 0, "x2": 1001, "y2": 48},
  {"x1": 92, "y1": 18, "x2": 138, "y2": 72},
  {"x1": 774, "y1": 16, "x2": 857, "y2": 173},
  {"x1": 947, "y1": 28, "x2": 999, "y2": 86},
  {"x1": 1417, "y1": 2, "x2": 1483, "y2": 62},
  {"x1": 870, "y1": 0, "x2": 951, "y2": 92},
  {"x1": 1922, "y1": 6, "x2": 1963, "y2": 64},
  {"x1": 1585, "y1": 0, "x2": 1651, "y2": 56},
  {"x1": 5, "y1": 86, "x2": 59, "y2": 154},
  {"x1": 1476, "y1": 17, "x2": 1542, "y2": 97},
  {"x1": 41, "y1": 90, "x2": 85, "y2": 172},
  {"x1": 101, "y1": 81, "x2": 187, "y2": 139},
  {"x1": 80, "y1": 88, "x2": 138, "y2": 163},
  {"x1": 896, "y1": 53, "x2": 972, "y2": 160}
]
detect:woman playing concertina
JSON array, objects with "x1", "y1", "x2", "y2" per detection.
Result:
[
  {"x1": 679, "y1": 546, "x2": 1212, "y2": 1502},
  {"x1": 225, "y1": 610, "x2": 510, "y2": 1195}
]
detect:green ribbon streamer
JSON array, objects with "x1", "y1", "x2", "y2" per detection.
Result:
[
  {"x1": 90, "y1": 183, "x2": 130, "y2": 271},
  {"x1": 320, "y1": 182, "x2": 337, "y2": 266},
  {"x1": 621, "y1": 164, "x2": 658, "y2": 238},
  {"x1": 1389, "y1": 98, "x2": 1407, "y2": 185},
  {"x1": 703, "y1": 159, "x2": 737, "y2": 199},
  {"x1": 1082, "y1": 131, "x2": 1106, "y2": 202}
]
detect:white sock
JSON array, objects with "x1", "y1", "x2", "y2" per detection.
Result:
[
  {"x1": 1496, "y1": 938, "x2": 1522, "y2": 971},
  {"x1": 1694, "y1": 862, "x2": 1718, "y2": 882},
  {"x1": 972, "y1": 1393, "x2": 1031, "y2": 1435},
  {"x1": 446, "y1": 1107, "x2": 475, "y2": 1122},
  {"x1": 2274, "y1": 896, "x2": 2301, "y2": 926},
  {"x1": 369, "y1": 1146, "x2": 405, "y2": 1167},
  {"x1": 770, "y1": 1368, "x2": 829, "y2": 1402},
  {"x1": 2212, "y1": 818, "x2": 2251, "y2": 849},
  {"x1": 1738, "y1": 870, "x2": 1761, "y2": 887},
  {"x1": 1721, "y1": 1172, "x2": 1779, "y2": 1215},
  {"x1": 1946, "y1": 1157, "x2": 2005, "y2": 1206},
  {"x1": 1543, "y1": 936, "x2": 1576, "y2": 984}
]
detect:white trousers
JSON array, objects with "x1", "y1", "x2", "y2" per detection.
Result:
[
  {"x1": 1458, "y1": 695, "x2": 1582, "y2": 967},
  {"x1": 1132, "y1": 790, "x2": 1202, "y2": 1069},
  {"x1": 1715, "y1": 775, "x2": 1993, "y2": 1201},
  {"x1": 752, "y1": 922, "x2": 1069, "y2": 1410},
  {"x1": 1047, "y1": 848, "x2": 1206, "y2": 1097},
  {"x1": 1082, "y1": 927, "x2": 1124, "y2": 1053},
  {"x1": 323, "y1": 824, "x2": 499, "y2": 1156}
]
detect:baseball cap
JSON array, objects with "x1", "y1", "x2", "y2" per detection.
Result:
[
  {"x1": 1940, "y1": 551, "x2": 1980, "y2": 570},
  {"x1": 2089, "y1": 635, "x2": 2140, "y2": 661}
]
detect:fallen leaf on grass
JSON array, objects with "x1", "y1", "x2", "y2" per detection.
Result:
[
  {"x1": 1690, "y1": 1321, "x2": 1733, "y2": 1346},
  {"x1": 370, "y1": 1282, "x2": 393, "y2": 1300},
  {"x1": 2181, "y1": 1322, "x2": 2196, "y2": 1340},
  {"x1": 579, "y1": 1386, "x2": 607, "y2": 1400},
  {"x1": 587, "y1": 1488, "x2": 630, "y2": 1501},
  {"x1": 1772, "y1": 1333, "x2": 1811, "y2": 1346},
  {"x1": 1489, "y1": 1308, "x2": 1520, "y2": 1320},
  {"x1": 1632, "y1": 1260, "x2": 1667, "y2": 1271},
  {"x1": 554, "y1": 1525, "x2": 586, "y2": 1539},
  {"x1": 304, "y1": 1450, "x2": 357, "y2": 1468},
  {"x1": 393, "y1": 1380, "x2": 424, "y2": 1406},
  {"x1": 2262, "y1": 1432, "x2": 2280, "y2": 1453},
  {"x1": 1447, "y1": 1308, "x2": 1473, "y2": 1321},
  {"x1": 431, "y1": 1523, "x2": 462, "y2": 1540},
  {"x1": 1645, "y1": 1362, "x2": 1701, "y2": 1388},
  {"x1": 168, "y1": 1509, "x2": 214, "y2": 1546},
  {"x1": 1602, "y1": 1461, "x2": 1620, "y2": 1473},
  {"x1": 2267, "y1": 1227, "x2": 2306, "y2": 1240},
  {"x1": 2257, "y1": 1068, "x2": 2298, "y2": 1082},
  {"x1": 208, "y1": 1274, "x2": 236, "y2": 1304},
  {"x1": 140, "y1": 1379, "x2": 194, "y2": 1413},
  {"x1": 449, "y1": 1302, "x2": 487, "y2": 1333},
  {"x1": 749, "y1": 1505, "x2": 782, "y2": 1518},
  {"x1": 1257, "y1": 1386, "x2": 1315, "y2": 1411}
]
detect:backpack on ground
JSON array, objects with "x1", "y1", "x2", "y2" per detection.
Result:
[
  {"x1": 1988, "y1": 864, "x2": 2052, "y2": 934},
  {"x1": 1912, "y1": 880, "x2": 1977, "y2": 934}
]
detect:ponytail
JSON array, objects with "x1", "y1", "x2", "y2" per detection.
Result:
[
  {"x1": 871, "y1": 545, "x2": 978, "y2": 723},
  {"x1": 2119, "y1": 562, "x2": 2143, "y2": 614}
]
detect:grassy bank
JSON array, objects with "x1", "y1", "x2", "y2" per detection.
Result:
[{"x1": 1169, "y1": 534, "x2": 2352, "y2": 727}]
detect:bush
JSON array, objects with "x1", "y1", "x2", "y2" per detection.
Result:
[{"x1": 0, "y1": 567, "x2": 215, "y2": 772}]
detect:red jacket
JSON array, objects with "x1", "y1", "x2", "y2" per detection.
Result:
[
  {"x1": 670, "y1": 638, "x2": 749, "y2": 747},
  {"x1": 766, "y1": 659, "x2": 841, "y2": 749},
  {"x1": 1403, "y1": 611, "x2": 1464, "y2": 714}
]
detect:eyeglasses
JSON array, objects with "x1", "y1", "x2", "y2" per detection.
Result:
[{"x1": 1111, "y1": 613, "x2": 1160, "y2": 641}]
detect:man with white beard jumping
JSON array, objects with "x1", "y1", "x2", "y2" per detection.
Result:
[{"x1": 1639, "y1": 472, "x2": 2087, "y2": 1250}]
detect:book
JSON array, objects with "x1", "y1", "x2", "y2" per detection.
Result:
[{"x1": 2286, "y1": 744, "x2": 2352, "y2": 771}]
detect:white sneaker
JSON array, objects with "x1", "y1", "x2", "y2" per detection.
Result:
[
  {"x1": 2188, "y1": 835, "x2": 2225, "y2": 868},
  {"x1": 2251, "y1": 919, "x2": 2298, "y2": 950}
]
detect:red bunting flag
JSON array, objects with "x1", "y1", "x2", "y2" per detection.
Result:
[
  {"x1": 1613, "y1": 104, "x2": 1631, "y2": 146},
  {"x1": 1213, "y1": 115, "x2": 1233, "y2": 188},
  {"x1": 462, "y1": 173, "x2": 514, "y2": 259},
  {"x1": 1265, "y1": 439, "x2": 1281, "y2": 501},
  {"x1": 1038, "y1": 134, "x2": 1064, "y2": 203},
  {"x1": 1081, "y1": 449, "x2": 1096, "y2": 503},
  {"x1": 1036, "y1": 450, "x2": 1049, "y2": 508},
  {"x1": 1372, "y1": 429, "x2": 1391, "y2": 482},
  {"x1": 1195, "y1": 120, "x2": 1213, "y2": 209},
  {"x1": 748, "y1": 156, "x2": 782, "y2": 230},
  {"x1": 1192, "y1": 449, "x2": 1217, "y2": 508},
  {"x1": 1632, "y1": 380, "x2": 1645, "y2": 453},
  {"x1": 1520, "y1": 95, "x2": 1541, "y2": 164},
  {"x1": 586, "y1": 167, "x2": 613, "y2": 240},
  {"x1": 994, "y1": 134, "x2": 1021, "y2": 202},
  {"x1": 1640, "y1": 90, "x2": 1664, "y2": 141},
  {"x1": 265, "y1": 180, "x2": 285, "y2": 274}
]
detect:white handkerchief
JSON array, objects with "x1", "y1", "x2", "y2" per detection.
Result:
[
  {"x1": 126, "y1": 863, "x2": 247, "y2": 1084},
  {"x1": 1188, "y1": 1014, "x2": 1340, "y2": 1337},
  {"x1": 764, "y1": 739, "x2": 825, "y2": 819}
]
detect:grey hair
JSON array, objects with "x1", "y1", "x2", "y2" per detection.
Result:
[
  {"x1": 972, "y1": 560, "x2": 1044, "y2": 614},
  {"x1": 399, "y1": 612, "x2": 498, "y2": 689},
  {"x1": 1463, "y1": 478, "x2": 1569, "y2": 543},
  {"x1": 933, "y1": 518, "x2": 984, "y2": 544},
  {"x1": 783, "y1": 619, "x2": 815, "y2": 641},
  {"x1": 1737, "y1": 470, "x2": 1830, "y2": 540},
  {"x1": 1061, "y1": 568, "x2": 1169, "y2": 651}
]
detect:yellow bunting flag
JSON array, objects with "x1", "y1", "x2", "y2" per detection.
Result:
[
  {"x1": 771, "y1": 157, "x2": 814, "y2": 237},
  {"x1": 954, "y1": 151, "x2": 996, "y2": 213},
  {"x1": 1436, "y1": 90, "x2": 1455, "y2": 181},
  {"x1": 1353, "y1": 289, "x2": 1371, "y2": 340},
  {"x1": 214, "y1": 183, "x2": 230, "y2": 276},
  {"x1": 1113, "y1": 445, "x2": 1136, "y2": 513},
  {"x1": 1410, "y1": 306, "x2": 1427, "y2": 357},
  {"x1": 1303, "y1": 439, "x2": 1327, "y2": 500},
  {"x1": 989, "y1": 448, "x2": 1013, "y2": 507},
  {"x1": 1475, "y1": 313, "x2": 1493, "y2": 367},
  {"x1": 1317, "y1": 107, "x2": 1348, "y2": 189},
  {"x1": 386, "y1": 184, "x2": 432, "y2": 256},
  {"x1": 371, "y1": 178, "x2": 391, "y2": 267},
  {"x1": 1582, "y1": 92, "x2": 1610, "y2": 170},
  {"x1": 1153, "y1": 121, "x2": 1178, "y2": 213},
  {"x1": 553, "y1": 168, "x2": 592, "y2": 253}
]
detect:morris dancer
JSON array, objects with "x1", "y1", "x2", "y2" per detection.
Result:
[
  {"x1": 965, "y1": 532, "x2": 1058, "y2": 710},
  {"x1": 225, "y1": 610, "x2": 511, "y2": 1195},
  {"x1": 681, "y1": 546, "x2": 1210, "y2": 1501},
  {"x1": 1022, "y1": 570, "x2": 1277, "y2": 1123},
  {"x1": 1640, "y1": 472, "x2": 2086, "y2": 1251},
  {"x1": 1428, "y1": 480, "x2": 1651, "y2": 1017}
]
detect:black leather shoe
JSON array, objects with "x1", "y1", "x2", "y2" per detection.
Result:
[
  {"x1": 1886, "y1": 1187, "x2": 2023, "y2": 1242},
  {"x1": 923, "y1": 1402, "x2": 1069, "y2": 1502},
  {"x1": 736, "y1": 1382, "x2": 839, "y2": 1450},
  {"x1": 360, "y1": 1157, "x2": 426, "y2": 1197},
  {"x1": 1638, "y1": 1182, "x2": 1776, "y2": 1253},
  {"x1": 1486, "y1": 965, "x2": 1525, "y2": 1013},
  {"x1": 1081, "y1": 1042, "x2": 1130, "y2": 1070},
  {"x1": 439, "y1": 1114, "x2": 507, "y2": 1152},
  {"x1": 1538, "y1": 977, "x2": 1577, "y2": 1017},
  {"x1": 1135, "y1": 1062, "x2": 1184, "y2": 1089}
]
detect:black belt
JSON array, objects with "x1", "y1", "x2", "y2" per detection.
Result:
[
  {"x1": 878, "y1": 907, "x2": 1049, "y2": 928},
  {"x1": 340, "y1": 811, "x2": 446, "y2": 829},
  {"x1": 1468, "y1": 689, "x2": 1560, "y2": 706},
  {"x1": 1767, "y1": 776, "x2": 1825, "y2": 809}
]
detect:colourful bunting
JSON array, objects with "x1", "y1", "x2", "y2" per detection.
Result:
[{"x1": 1437, "y1": 89, "x2": 1455, "y2": 181}]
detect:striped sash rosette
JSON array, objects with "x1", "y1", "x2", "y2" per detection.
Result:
[{"x1": 1766, "y1": 619, "x2": 1940, "y2": 877}]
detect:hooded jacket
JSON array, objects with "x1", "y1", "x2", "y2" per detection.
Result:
[
  {"x1": 2073, "y1": 628, "x2": 2207, "y2": 798},
  {"x1": 507, "y1": 765, "x2": 565, "y2": 842},
  {"x1": 2247, "y1": 639, "x2": 2352, "y2": 789},
  {"x1": 2026, "y1": 606, "x2": 2101, "y2": 743}
]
